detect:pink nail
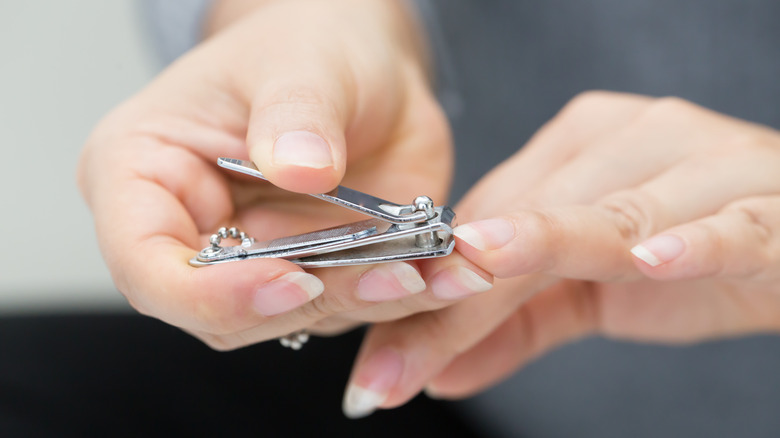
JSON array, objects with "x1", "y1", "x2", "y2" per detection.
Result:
[
  {"x1": 431, "y1": 267, "x2": 492, "y2": 300},
  {"x1": 343, "y1": 348, "x2": 404, "y2": 419},
  {"x1": 253, "y1": 272, "x2": 324, "y2": 316},
  {"x1": 357, "y1": 262, "x2": 426, "y2": 302},
  {"x1": 631, "y1": 234, "x2": 686, "y2": 267},
  {"x1": 454, "y1": 218, "x2": 515, "y2": 251},
  {"x1": 273, "y1": 131, "x2": 333, "y2": 168}
]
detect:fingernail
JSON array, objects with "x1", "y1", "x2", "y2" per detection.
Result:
[
  {"x1": 253, "y1": 272, "x2": 324, "y2": 316},
  {"x1": 631, "y1": 235, "x2": 686, "y2": 267},
  {"x1": 454, "y1": 218, "x2": 515, "y2": 251},
  {"x1": 343, "y1": 348, "x2": 404, "y2": 419},
  {"x1": 273, "y1": 131, "x2": 333, "y2": 168},
  {"x1": 357, "y1": 262, "x2": 426, "y2": 302},
  {"x1": 431, "y1": 266, "x2": 492, "y2": 300}
]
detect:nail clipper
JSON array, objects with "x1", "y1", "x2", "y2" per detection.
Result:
[{"x1": 190, "y1": 158, "x2": 456, "y2": 268}]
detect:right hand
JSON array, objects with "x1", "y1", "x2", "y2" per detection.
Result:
[
  {"x1": 78, "y1": 0, "x2": 489, "y2": 350},
  {"x1": 344, "y1": 91, "x2": 780, "y2": 417}
]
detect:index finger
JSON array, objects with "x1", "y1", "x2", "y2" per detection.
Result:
[{"x1": 82, "y1": 135, "x2": 323, "y2": 338}]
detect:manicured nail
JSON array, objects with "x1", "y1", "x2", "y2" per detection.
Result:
[
  {"x1": 273, "y1": 131, "x2": 333, "y2": 168},
  {"x1": 357, "y1": 262, "x2": 426, "y2": 302},
  {"x1": 454, "y1": 218, "x2": 515, "y2": 251},
  {"x1": 631, "y1": 234, "x2": 686, "y2": 267},
  {"x1": 431, "y1": 266, "x2": 492, "y2": 300},
  {"x1": 343, "y1": 348, "x2": 404, "y2": 419},
  {"x1": 253, "y1": 272, "x2": 324, "y2": 316}
]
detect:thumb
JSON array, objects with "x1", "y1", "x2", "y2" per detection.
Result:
[{"x1": 246, "y1": 62, "x2": 354, "y2": 194}]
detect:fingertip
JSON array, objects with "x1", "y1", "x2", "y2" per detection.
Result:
[
  {"x1": 175, "y1": 256, "x2": 312, "y2": 330},
  {"x1": 251, "y1": 130, "x2": 345, "y2": 193},
  {"x1": 419, "y1": 252, "x2": 494, "y2": 300},
  {"x1": 261, "y1": 163, "x2": 343, "y2": 194},
  {"x1": 631, "y1": 234, "x2": 686, "y2": 267},
  {"x1": 430, "y1": 266, "x2": 493, "y2": 300},
  {"x1": 273, "y1": 130, "x2": 335, "y2": 169},
  {"x1": 342, "y1": 347, "x2": 405, "y2": 419},
  {"x1": 631, "y1": 233, "x2": 700, "y2": 280}
]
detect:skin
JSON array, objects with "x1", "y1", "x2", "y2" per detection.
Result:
[
  {"x1": 80, "y1": 0, "x2": 780, "y2": 419},
  {"x1": 77, "y1": 0, "x2": 490, "y2": 351},
  {"x1": 348, "y1": 91, "x2": 780, "y2": 415}
]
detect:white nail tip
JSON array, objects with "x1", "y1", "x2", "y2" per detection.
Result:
[
  {"x1": 456, "y1": 267, "x2": 493, "y2": 292},
  {"x1": 453, "y1": 225, "x2": 487, "y2": 251},
  {"x1": 387, "y1": 263, "x2": 426, "y2": 294},
  {"x1": 342, "y1": 385, "x2": 386, "y2": 419},
  {"x1": 281, "y1": 272, "x2": 324, "y2": 300},
  {"x1": 630, "y1": 245, "x2": 662, "y2": 267}
]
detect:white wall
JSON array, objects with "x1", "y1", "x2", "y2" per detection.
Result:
[{"x1": 0, "y1": 1, "x2": 155, "y2": 312}]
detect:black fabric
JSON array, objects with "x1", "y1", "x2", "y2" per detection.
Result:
[{"x1": 0, "y1": 314, "x2": 480, "y2": 437}]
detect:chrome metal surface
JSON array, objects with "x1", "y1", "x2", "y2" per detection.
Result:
[
  {"x1": 190, "y1": 159, "x2": 456, "y2": 268},
  {"x1": 218, "y1": 158, "x2": 429, "y2": 224},
  {"x1": 190, "y1": 206, "x2": 455, "y2": 268}
]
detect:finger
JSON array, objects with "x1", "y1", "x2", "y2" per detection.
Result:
[
  {"x1": 456, "y1": 91, "x2": 652, "y2": 218},
  {"x1": 245, "y1": 67, "x2": 352, "y2": 194},
  {"x1": 105, "y1": 181, "x2": 323, "y2": 337},
  {"x1": 451, "y1": 205, "x2": 648, "y2": 281},
  {"x1": 86, "y1": 142, "x2": 325, "y2": 344},
  {"x1": 333, "y1": 252, "x2": 493, "y2": 323},
  {"x1": 236, "y1": 16, "x2": 352, "y2": 194},
  {"x1": 341, "y1": 274, "x2": 557, "y2": 418},
  {"x1": 203, "y1": 253, "x2": 492, "y2": 350},
  {"x1": 426, "y1": 281, "x2": 595, "y2": 399},
  {"x1": 631, "y1": 196, "x2": 780, "y2": 282},
  {"x1": 454, "y1": 139, "x2": 780, "y2": 281},
  {"x1": 223, "y1": 4, "x2": 407, "y2": 195},
  {"x1": 523, "y1": 97, "x2": 729, "y2": 206}
]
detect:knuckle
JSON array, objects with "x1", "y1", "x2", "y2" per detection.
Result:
[
  {"x1": 685, "y1": 221, "x2": 728, "y2": 277},
  {"x1": 725, "y1": 131, "x2": 780, "y2": 157},
  {"x1": 507, "y1": 211, "x2": 557, "y2": 274},
  {"x1": 724, "y1": 198, "x2": 774, "y2": 247},
  {"x1": 394, "y1": 295, "x2": 444, "y2": 318},
  {"x1": 255, "y1": 85, "x2": 339, "y2": 121},
  {"x1": 638, "y1": 96, "x2": 698, "y2": 124},
  {"x1": 297, "y1": 290, "x2": 352, "y2": 322},
  {"x1": 597, "y1": 191, "x2": 658, "y2": 243},
  {"x1": 566, "y1": 90, "x2": 616, "y2": 111},
  {"x1": 556, "y1": 90, "x2": 615, "y2": 122},
  {"x1": 650, "y1": 96, "x2": 695, "y2": 114}
]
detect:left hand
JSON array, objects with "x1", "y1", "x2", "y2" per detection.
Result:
[
  {"x1": 341, "y1": 91, "x2": 780, "y2": 418},
  {"x1": 77, "y1": 0, "x2": 491, "y2": 351}
]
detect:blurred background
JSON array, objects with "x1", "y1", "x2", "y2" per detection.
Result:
[
  {"x1": 4, "y1": 2, "x2": 780, "y2": 437},
  {"x1": 0, "y1": 1, "x2": 153, "y2": 312}
]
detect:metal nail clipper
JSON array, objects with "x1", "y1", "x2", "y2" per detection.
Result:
[{"x1": 190, "y1": 158, "x2": 456, "y2": 268}]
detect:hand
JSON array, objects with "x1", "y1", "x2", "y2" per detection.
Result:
[
  {"x1": 342, "y1": 91, "x2": 780, "y2": 418},
  {"x1": 77, "y1": 0, "x2": 490, "y2": 350}
]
